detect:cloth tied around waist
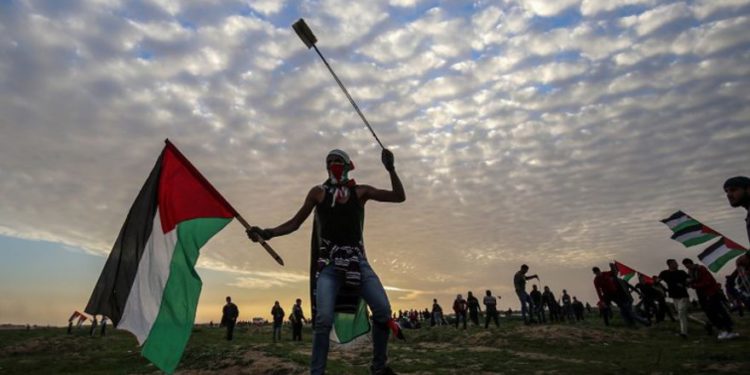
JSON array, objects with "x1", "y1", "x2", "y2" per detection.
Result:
[{"x1": 317, "y1": 239, "x2": 364, "y2": 289}]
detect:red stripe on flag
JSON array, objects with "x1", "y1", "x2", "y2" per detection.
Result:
[{"x1": 158, "y1": 141, "x2": 235, "y2": 232}]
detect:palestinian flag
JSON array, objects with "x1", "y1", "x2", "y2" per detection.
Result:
[
  {"x1": 614, "y1": 261, "x2": 637, "y2": 282},
  {"x1": 698, "y1": 238, "x2": 747, "y2": 272},
  {"x1": 661, "y1": 211, "x2": 719, "y2": 247},
  {"x1": 85, "y1": 140, "x2": 235, "y2": 373},
  {"x1": 661, "y1": 211, "x2": 699, "y2": 232}
]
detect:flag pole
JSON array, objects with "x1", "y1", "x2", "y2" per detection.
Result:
[{"x1": 164, "y1": 139, "x2": 284, "y2": 266}]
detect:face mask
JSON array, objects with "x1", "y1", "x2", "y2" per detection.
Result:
[{"x1": 328, "y1": 162, "x2": 347, "y2": 184}]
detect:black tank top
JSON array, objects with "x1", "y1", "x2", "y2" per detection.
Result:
[{"x1": 315, "y1": 185, "x2": 364, "y2": 246}]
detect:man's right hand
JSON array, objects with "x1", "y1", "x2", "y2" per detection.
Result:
[{"x1": 247, "y1": 226, "x2": 273, "y2": 242}]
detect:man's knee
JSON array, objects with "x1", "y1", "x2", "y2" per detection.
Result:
[
  {"x1": 314, "y1": 312, "x2": 334, "y2": 333},
  {"x1": 372, "y1": 304, "x2": 392, "y2": 324}
]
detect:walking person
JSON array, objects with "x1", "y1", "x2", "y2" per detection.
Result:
[
  {"x1": 290, "y1": 298, "x2": 307, "y2": 341},
  {"x1": 248, "y1": 148, "x2": 405, "y2": 375},
  {"x1": 483, "y1": 290, "x2": 500, "y2": 328},
  {"x1": 271, "y1": 301, "x2": 285, "y2": 343},
  {"x1": 466, "y1": 291, "x2": 482, "y2": 327},
  {"x1": 514, "y1": 264, "x2": 539, "y2": 324},
  {"x1": 658, "y1": 259, "x2": 691, "y2": 337},
  {"x1": 593, "y1": 265, "x2": 650, "y2": 327},
  {"x1": 542, "y1": 286, "x2": 558, "y2": 323},
  {"x1": 222, "y1": 296, "x2": 239, "y2": 341},
  {"x1": 530, "y1": 285, "x2": 545, "y2": 323},
  {"x1": 682, "y1": 258, "x2": 738, "y2": 340}
]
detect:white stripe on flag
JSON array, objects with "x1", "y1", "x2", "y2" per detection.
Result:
[
  {"x1": 664, "y1": 214, "x2": 690, "y2": 229},
  {"x1": 673, "y1": 230, "x2": 705, "y2": 243},
  {"x1": 118, "y1": 209, "x2": 178, "y2": 344}
]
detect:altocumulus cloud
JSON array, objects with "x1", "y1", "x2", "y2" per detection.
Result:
[{"x1": 1, "y1": 0, "x2": 750, "y2": 313}]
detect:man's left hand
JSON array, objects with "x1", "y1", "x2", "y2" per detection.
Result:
[{"x1": 381, "y1": 148, "x2": 395, "y2": 171}]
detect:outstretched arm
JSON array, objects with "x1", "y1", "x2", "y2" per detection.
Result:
[
  {"x1": 360, "y1": 149, "x2": 406, "y2": 204},
  {"x1": 247, "y1": 186, "x2": 322, "y2": 241}
]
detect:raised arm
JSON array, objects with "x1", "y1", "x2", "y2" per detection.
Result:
[
  {"x1": 360, "y1": 149, "x2": 406, "y2": 204},
  {"x1": 247, "y1": 186, "x2": 323, "y2": 241}
]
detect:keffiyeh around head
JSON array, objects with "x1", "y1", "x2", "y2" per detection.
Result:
[{"x1": 325, "y1": 149, "x2": 356, "y2": 207}]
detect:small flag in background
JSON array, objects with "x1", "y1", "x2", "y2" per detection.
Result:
[
  {"x1": 85, "y1": 140, "x2": 236, "y2": 373},
  {"x1": 614, "y1": 261, "x2": 652, "y2": 283},
  {"x1": 661, "y1": 211, "x2": 720, "y2": 247},
  {"x1": 699, "y1": 238, "x2": 747, "y2": 273}
]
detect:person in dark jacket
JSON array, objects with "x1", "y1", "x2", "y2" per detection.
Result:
[
  {"x1": 466, "y1": 291, "x2": 482, "y2": 327},
  {"x1": 290, "y1": 298, "x2": 307, "y2": 341},
  {"x1": 222, "y1": 296, "x2": 239, "y2": 341},
  {"x1": 271, "y1": 301, "x2": 285, "y2": 342}
]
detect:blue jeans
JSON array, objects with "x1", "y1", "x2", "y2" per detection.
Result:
[
  {"x1": 516, "y1": 290, "x2": 533, "y2": 321},
  {"x1": 311, "y1": 260, "x2": 391, "y2": 374},
  {"x1": 614, "y1": 298, "x2": 649, "y2": 326}
]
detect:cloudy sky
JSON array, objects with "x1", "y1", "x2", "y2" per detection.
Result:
[{"x1": 2, "y1": 0, "x2": 750, "y2": 326}]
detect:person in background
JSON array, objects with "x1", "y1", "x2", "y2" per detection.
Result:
[
  {"x1": 290, "y1": 298, "x2": 307, "y2": 341},
  {"x1": 514, "y1": 264, "x2": 540, "y2": 324},
  {"x1": 466, "y1": 291, "x2": 482, "y2": 327},
  {"x1": 452, "y1": 294, "x2": 468, "y2": 329},
  {"x1": 222, "y1": 296, "x2": 239, "y2": 341},
  {"x1": 271, "y1": 301, "x2": 285, "y2": 343},
  {"x1": 483, "y1": 290, "x2": 500, "y2": 328}
]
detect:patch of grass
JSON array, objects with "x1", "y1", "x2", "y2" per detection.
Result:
[{"x1": 1, "y1": 314, "x2": 749, "y2": 374}]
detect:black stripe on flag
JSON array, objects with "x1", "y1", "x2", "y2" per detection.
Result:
[
  {"x1": 660, "y1": 210, "x2": 686, "y2": 224},
  {"x1": 670, "y1": 222, "x2": 702, "y2": 239},
  {"x1": 698, "y1": 238, "x2": 724, "y2": 261},
  {"x1": 85, "y1": 152, "x2": 163, "y2": 326}
]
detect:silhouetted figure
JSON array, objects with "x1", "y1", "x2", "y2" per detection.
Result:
[
  {"x1": 514, "y1": 264, "x2": 539, "y2": 324},
  {"x1": 89, "y1": 315, "x2": 98, "y2": 337},
  {"x1": 542, "y1": 286, "x2": 558, "y2": 323},
  {"x1": 593, "y1": 265, "x2": 650, "y2": 327},
  {"x1": 572, "y1": 297, "x2": 584, "y2": 321},
  {"x1": 483, "y1": 290, "x2": 500, "y2": 328},
  {"x1": 432, "y1": 299, "x2": 446, "y2": 326},
  {"x1": 291, "y1": 298, "x2": 307, "y2": 341},
  {"x1": 453, "y1": 294, "x2": 468, "y2": 329},
  {"x1": 658, "y1": 259, "x2": 690, "y2": 337},
  {"x1": 100, "y1": 316, "x2": 108, "y2": 337},
  {"x1": 222, "y1": 296, "x2": 239, "y2": 341},
  {"x1": 466, "y1": 291, "x2": 481, "y2": 326},
  {"x1": 530, "y1": 285, "x2": 545, "y2": 323},
  {"x1": 683, "y1": 258, "x2": 737, "y2": 340},
  {"x1": 561, "y1": 290, "x2": 574, "y2": 322},
  {"x1": 272, "y1": 301, "x2": 285, "y2": 342},
  {"x1": 246, "y1": 149, "x2": 404, "y2": 375}
]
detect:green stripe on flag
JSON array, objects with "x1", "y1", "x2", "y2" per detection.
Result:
[
  {"x1": 331, "y1": 299, "x2": 371, "y2": 344},
  {"x1": 622, "y1": 272, "x2": 636, "y2": 282},
  {"x1": 142, "y1": 217, "x2": 231, "y2": 374},
  {"x1": 706, "y1": 249, "x2": 746, "y2": 272},
  {"x1": 671, "y1": 219, "x2": 700, "y2": 233},
  {"x1": 682, "y1": 234, "x2": 717, "y2": 247}
]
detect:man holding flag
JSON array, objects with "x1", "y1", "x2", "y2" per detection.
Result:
[{"x1": 248, "y1": 148, "x2": 405, "y2": 375}]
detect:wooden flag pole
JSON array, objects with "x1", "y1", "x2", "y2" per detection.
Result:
[{"x1": 234, "y1": 214, "x2": 285, "y2": 266}]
